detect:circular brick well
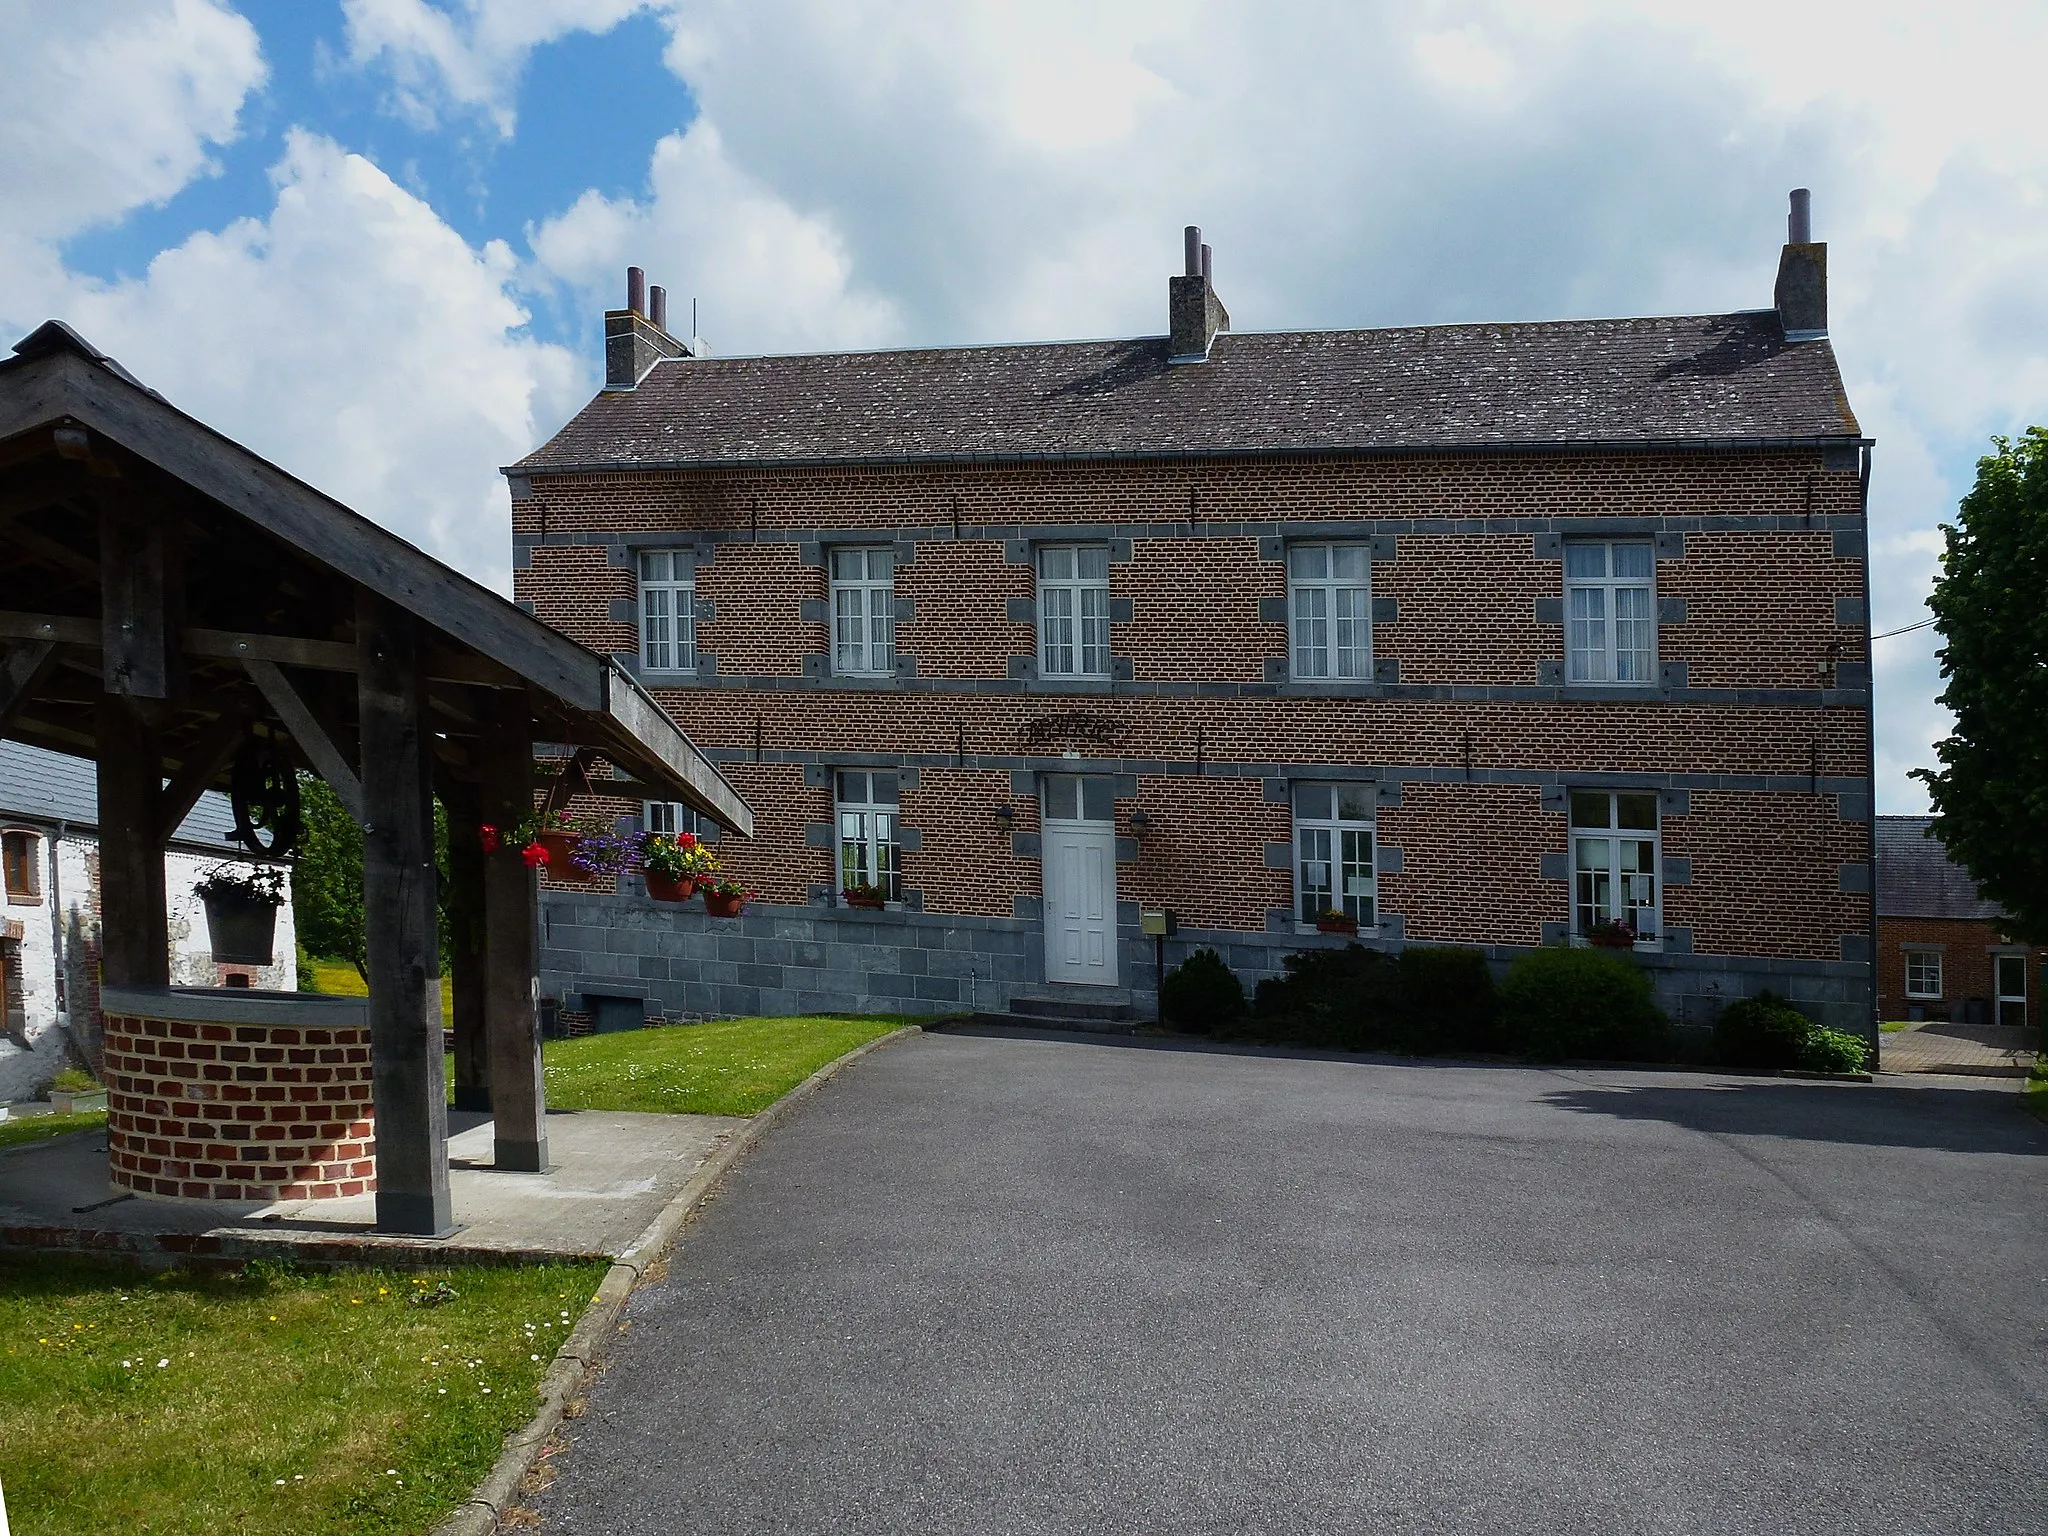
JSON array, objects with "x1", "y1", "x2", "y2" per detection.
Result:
[{"x1": 102, "y1": 987, "x2": 375, "y2": 1203}]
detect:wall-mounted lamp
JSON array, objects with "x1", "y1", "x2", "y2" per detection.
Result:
[
  {"x1": 993, "y1": 802, "x2": 1015, "y2": 833},
  {"x1": 1128, "y1": 808, "x2": 1153, "y2": 839}
]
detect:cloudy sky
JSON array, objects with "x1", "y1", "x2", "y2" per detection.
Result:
[{"x1": 3, "y1": 0, "x2": 2043, "y2": 811}]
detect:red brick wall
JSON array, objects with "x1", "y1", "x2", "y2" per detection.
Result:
[
  {"x1": 103, "y1": 1013, "x2": 376, "y2": 1202},
  {"x1": 1876, "y1": 918, "x2": 2041, "y2": 1026}
]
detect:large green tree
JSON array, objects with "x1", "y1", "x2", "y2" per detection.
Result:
[
  {"x1": 1913, "y1": 427, "x2": 2048, "y2": 943},
  {"x1": 290, "y1": 772, "x2": 452, "y2": 979}
]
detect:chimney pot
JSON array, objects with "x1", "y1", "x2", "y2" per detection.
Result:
[
  {"x1": 1200, "y1": 243, "x2": 1212, "y2": 284},
  {"x1": 1788, "y1": 188, "x2": 1812, "y2": 244},
  {"x1": 1169, "y1": 226, "x2": 1229, "y2": 362},
  {"x1": 626, "y1": 266, "x2": 646, "y2": 317},
  {"x1": 650, "y1": 285, "x2": 668, "y2": 333},
  {"x1": 1184, "y1": 225, "x2": 1202, "y2": 278}
]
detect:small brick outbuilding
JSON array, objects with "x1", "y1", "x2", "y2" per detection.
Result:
[{"x1": 1875, "y1": 815, "x2": 2038, "y2": 1029}]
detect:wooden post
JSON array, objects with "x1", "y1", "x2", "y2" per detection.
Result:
[
  {"x1": 94, "y1": 697, "x2": 169, "y2": 988},
  {"x1": 481, "y1": 693, "x2": 548, "y2": 1172},
  {"x1": 441, "y1": 775, "x2": 491, "y2": 1113},
  {"x1": 357, "y1": 592, "x2": 452, "y2": 1235}
]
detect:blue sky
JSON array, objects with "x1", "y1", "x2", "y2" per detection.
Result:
[{"x1": 4, "y1": 0, "x2": 2047, "y2": 812}]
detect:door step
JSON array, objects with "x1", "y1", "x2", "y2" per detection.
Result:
[{"x1": 970, "y1": 986, "x2": 1144, "y2": 1035}]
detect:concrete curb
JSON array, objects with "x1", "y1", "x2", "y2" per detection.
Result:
[{"x1": 429, "y1": 1024, "x2": 921, "y2": 1536}]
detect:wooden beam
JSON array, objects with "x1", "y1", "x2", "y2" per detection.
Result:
[
  {"x1": 240, "y1": 658, "x2": 364, "y2": 825},
  {"x1": 439, "y1": 774, "x2": 490, "y2": 1115},
  {"x1": 95, "y1": 697, "x2": 169, "y2": 988},
  {"x1": 155, "y1": 711, "x2": 250, "y2": 844},
  {"x1": 481, "y1": 693, "x2": 547, "y2": 1172},
  {"x1": 0, "y1": 641, "x2": 58, "y2": 736},
  {"x1": 356, "y1": 592, "x2": 453, "y2": 1236},
  {"x1": 98, "y1": 491, "x2": 170, "y2": 697}
]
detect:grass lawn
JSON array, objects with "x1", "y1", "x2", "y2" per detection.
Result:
[
  {"x1": 0, "y1": 1110, "x2": 106, "y2": 1152},
  {"x1": 0, "y1": 1254, "x2": 605, "y2": 1536},
  {"x1": 542, "y1": 1015, "x2": 912, "y2": 1117},
  {"x1": 2025, "y1": 1053, "x2": 2048, "y2": 1123},
  {"x1": 303, "y1": 956, "x2": 453, "y2": 1030},
  {"x1": 1880, "y1": 1019, "x2": 1914, "y2": 1033}
]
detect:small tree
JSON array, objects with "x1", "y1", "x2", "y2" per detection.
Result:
[
  {"x1": 1913, "y1": 428, "x2": 2048, "y2": 943},
  {"x1": 291, "y1": 772, "x2": 454, "y2": 980}
]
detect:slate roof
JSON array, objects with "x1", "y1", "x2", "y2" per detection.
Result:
[
  {"x1": 0, "y1": 740, "x2": 241, "y2": 852},
  {"x1": 1876, "y1": 815, "x2": 2005, "y2": 921},
  {"x1": 515, "y1": 310, "x2": 1863, "y2": 473}
]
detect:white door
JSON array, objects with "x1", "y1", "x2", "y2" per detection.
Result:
[{"x1": 1042, "y1": 774, "x2": 1118, "y2": 985}]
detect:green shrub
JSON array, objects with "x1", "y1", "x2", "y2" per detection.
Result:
[
  {"x1": 1799, "y1": 1025, "x2": 1872, "y2": 1074},
  {"x1": 1497, "y1": 945, "x2": 1666, "y2": 1061},
  {"x1": 1712, "y1": 992, "x2": 1814, "y2": 1069},
  {"x1": 1159, "y1": 947, "x2": 1246, "y2": 1033},
  {"x1": 1245, "y1": 943, "x2": 1495, "y2": 1055}
]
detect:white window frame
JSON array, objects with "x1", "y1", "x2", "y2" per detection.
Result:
[
  {"x1": 643, "y1": 801, "x2": 700, "y2": 838},
  {"x1": 1568, "y1": 789, "x2": 1661, "y2": 946},
  {"x1": 1037, "y1": 545, "x2": 1111, "y2": 680},
  {"x1": 1292, "y1": 784, "x2": 1377, "y2": 929},
  {"x1": 1564, "y1": 540, "x2": 1656, "y2": 685},
  {"x1": 1288, "y1": 543, "x2": 1372, "y2": 681},
  {"x1": 830, "y1": 546, "x2": 896, "y2": 677},
  {"x1": 1903, "y1": 947, "x2": 1944, "y2": 1001},
  {"x1": 836, "y1": 771, "x2": 901, "y2": 902},
  {"x1": 637, "y1": 549, "x2": 696, "y2": 673}
]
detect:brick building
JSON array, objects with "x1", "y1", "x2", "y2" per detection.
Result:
[
  {"x1": 1875, "y1": 815, "x2": 2039, "y2": 1029},
  {"x1": 510, "y1": 198, "x2": 1877, "y2": 1042}
]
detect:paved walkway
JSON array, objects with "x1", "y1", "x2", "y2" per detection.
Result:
[
  {"x1": 1882, "y1": 1021, "x2": 2040, "y2": 1078},
  {"x1": 0, "y1": 1108, "x2": 742, "y2": 1264},
  {"x1": 529, "y1": 1028, "x2": 2048, "y2": 1536}
]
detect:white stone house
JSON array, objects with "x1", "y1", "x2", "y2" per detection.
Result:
[{"x1": 0, "y1": 740, "x2": 296, "y2": 1101}]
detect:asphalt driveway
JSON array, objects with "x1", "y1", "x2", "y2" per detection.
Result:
[{"x1": 530, "y1": 1028, "x2": 2048, "y2": 1535}]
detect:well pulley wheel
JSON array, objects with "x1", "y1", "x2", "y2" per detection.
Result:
[{"x1": 230, "y1": 735, "x2": 302, "y2": 856}]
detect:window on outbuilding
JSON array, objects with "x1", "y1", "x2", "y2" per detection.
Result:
[
  {"x1": 1564, "y1": 541, "x2": 1656, "y2": 684},
  {"x1": 1904, "y1": 948, "x2": 1943, "y2": 1000},
  {"x1": 2, "y1": 829, "x2": 39, "y2": 903},
  {"x1": 831, "y1": 547, "x2": 896, "y2": 676},
  {"x1": 1037, "y1": 545, "x2": 1111, "y2": 679},
  {"x1": 1288, "y1": 543, "x2": 1372, "y2": 681},
  {"x1": 1569, "y1": 790, "x2": 1660, "y2": 943},
  {"x1": 836, "y1": 771, "x2": 900, "y2": 901},
  {"x1": 1293, "y1": 783, "x2": 1376, "y2": 928},
  {"x1": 637, "y1": 549, "x2": 695, "y2": 672}
]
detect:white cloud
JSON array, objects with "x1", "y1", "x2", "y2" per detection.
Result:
[
  {"x1": 340, "y1": 0, "x2": 651, "y2": 135},
  {"x1": 41, "y1": 133, "x2": 583, "y2": 589}
]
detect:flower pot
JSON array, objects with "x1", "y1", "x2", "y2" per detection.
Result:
[
  {"x1": 1588, "y1": 930, "x2": 1637, "y2": 949},
  {"x1": 843, "y1": 894, "x2": 886, "y2": 910},
  {"x1": 202, "y1": 890, "x2": 278, "y2": 966},
  {"x1": 1315, "y1": 918, "x2": 1357, "y2": 935},
  {"x1": 645, "y1": 872, "x2": 697, "y2": 903},
  {"x1": 536, "y1": 830, "x2": 592, "y2": 882},
  {"x1": 703, "y1": 891, "x2": 746, "y2": 918}
]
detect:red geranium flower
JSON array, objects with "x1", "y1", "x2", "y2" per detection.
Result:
[
  {"x1": 479, "y1": 823, "x2": 501, "y2": 854},
  {"x1": 521, "y1": 842, "x2": 549, "y2": 868},
  {"x1": 676, "y1": 832, "x2": 697, "y2": 850}
]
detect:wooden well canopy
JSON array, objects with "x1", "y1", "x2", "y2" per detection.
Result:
[{"x1": 0, "y1": 320, "x2": 750, "y2": 1236}]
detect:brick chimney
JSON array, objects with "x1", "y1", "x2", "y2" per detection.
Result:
[
  {"x1": 1774, "y1": 189, "x2": 1827, "y2": 342},
  {"x1": 605, "y1": 265, "x2": 691, "y2": 391},
  {"x1": 1168, "y1": 225, "x2": 1230, "y2": 363}
]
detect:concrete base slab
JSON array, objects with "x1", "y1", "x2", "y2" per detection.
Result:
[
  {"x1": 0, "y1": 1108, "x2": 746, "y2": 1268},
  {"x1": 1882, "y1": 1021, "x2": 2040, "y2": 1078}
]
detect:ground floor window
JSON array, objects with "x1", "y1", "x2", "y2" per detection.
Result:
[
  {"x1": 1994, "y1": 952, "x2": 2028, "y2": 1027},
  {"x1": 643, "y1": 801, "x2": 700, "y2": 837},
  {"x1": 837, "y1": 771, "x2": 900, "y2": 901},
  {"x1": 1570, "y1": 790, "x2": 1660, "y2": 944},
  {"x1": 1294, "y1": 783, "x2": 1375, "y2": 928},
  {"x1": 1904, "y1": 948, "x2": 1943, "y2": 1000}
]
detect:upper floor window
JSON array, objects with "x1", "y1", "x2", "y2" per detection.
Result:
[
  {"x1": 1293, "y1": 783, "x2": 1375, "y2": 928},
  {"x1": 643, "y1": 801, "x2": 700, "y2": 838},
  {"x1": 1289, "y1": 543, "x2": 1371, "y2": 681},
  {"x1": 1565, "y1": 540, "x2": 1655, "y2": 684},
  {"x1": 1570, "y1": 790, "x2": 1659, "y2": 944},
  {"x1": 837, "y1": 771, "x2": 900, "y2": 901},
  {"x1": 831, "y1": 547, "x2": 896, "y2": 676},
  {"x1": 1904, "y1": 948, "x2": 1943, "y2": 1000},
  {"x1": 1037, "y1": 545, "x2": 1110, "y2": 680},
  {"x1": 3, "y1": 829, "x2": 40, "y2": 903},
  {"x1": 638, "y1": 549, "x2": 695, "y2": 672}
]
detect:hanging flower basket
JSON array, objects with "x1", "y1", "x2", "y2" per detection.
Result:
[
  {"x1": 194, "y1": 864, "x2": 288, "y2": 966},
  {"x1": 701, "y1": 879, "x2": 754, "y2": 919},
  {"x1": 535, "y1": 829, "x2": 586, "y2": 878},
  {"x1": 645, "y1": 872, "x2": 697, "y2": 903}
]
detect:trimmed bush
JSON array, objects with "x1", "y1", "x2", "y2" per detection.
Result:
[
  {"x1": 1244, "y1": 943, "x2": 1495, "y2": 1055},
  {"x1": 1496, "y1": 945, "x2": 1666, "y2": 1061},
  {"x1": 1712, "y1": 992, "x2": 1813, "y2": 1070},
  {"x1": 1800, "y1": 1025, "x2": 1873, "y2": 1074},
  {"x1": 1159, "y1": 947, "x2": 1246, "y2": 1033}
]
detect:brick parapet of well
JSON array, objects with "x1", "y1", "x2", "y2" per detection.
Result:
[{"x1": 102, "y1": 1012, "x2": 377, "y2": 1202}]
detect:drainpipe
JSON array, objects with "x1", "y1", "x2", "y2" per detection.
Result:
[
  {"x1": 1859, "y1": 445, "x2": 1879, "y2": 1054},
  {"x1": 45, "y1": 820, "x2": 67, "y2": 1020}
]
